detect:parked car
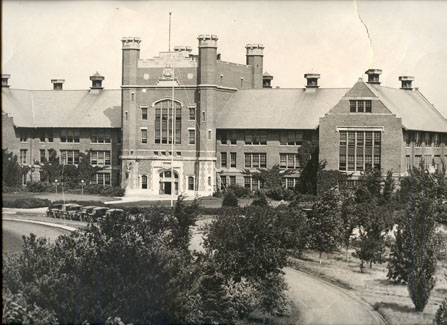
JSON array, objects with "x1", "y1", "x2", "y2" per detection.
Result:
[
  {"x1": 46, "y1": 203, "x2": 63, "y2": 218},
  {"x1": 90, "y1": 207, "x2": 110, "y2": 221},
  {"x1": 105, "y1": 208, "x2": 124, "y2": 217},
  {"x1": 79, "y1": 206, "x2": 98, "y2": 222},
  {"x1": 60, "y1": 204, "x2": 83, "y2": 219}
]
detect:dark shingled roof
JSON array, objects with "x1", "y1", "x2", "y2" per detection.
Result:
[
  {"x1": 216, "y1": 88, "x2": 349, "y2": 129},
  {"x1": 1, "y1": 88, "x2": 121, "y2": 128}
]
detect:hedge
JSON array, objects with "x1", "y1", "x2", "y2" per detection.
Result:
[{"x1": 3, "y1": 198, "x2": 52, "y2": 209}]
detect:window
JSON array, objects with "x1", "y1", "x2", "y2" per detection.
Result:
[
  {"x1": 60, "y1": 129, "x2": 80, "y2": 143},
  {"x1": 220, "y1": 132, "x2": 227, "y2": 145},
  {"x1": 434, "y1": 155, "x2": 442, "y2": 171},
  {"x1": 40, "y1": 149, "x2": 46, "y2": 163},
  {"x1": 91, "y1": 151, "x2": 111, "y2": 166},
  {"x1": 244, "y1": 176, "x2": 251, "y2": 189},
  {"x1": 189, "y1": 129, "x2": 195, "y2": 145},
  {"x1": 141, "y1": 107, "x2": 148, "y2": 120},
  {"x1": 20, "y1": 131, "x2": 27, "y2": 142},
  {"x1": 230, "y1": 132, "x2": 237, "y2": 145},
  {"x1": 230, "y1": 152, "x2": 236, "y2": 168},
  {"x1": 39, "y1": 130, "x2": 45, "y2": 142},
  {"x1": 208, "y1": 130, "x2": 212, "y2": 140},
  {"x1": 404, "y1": 131, "x2": 411, "y2": 147},
  {"x1": 154, "y1": 100, "x2": 181, "y2": 144},
  {"x1": 188, "y1": 176, "x2": 195, "y2": 190},
  {"x1": 220, "y1": 176, "x2": 227, "y2": 189},
  {"x1": 189, "y1": 107, "x2": 195, "y2": 120},
  {"x1": 141, "y1": 129, "x2": 147, "y2": 144},
  {"x1": 98, "y1": 173, "x2": 104, "y2": 185},
  {"x1": 60, "y1": 150, "x2": 80, "y2": 165},
  {"x1": 230, "y1": 176, "x2": 236, "y2": 185},
  {"x1": 221, "y1": 152, "x2": 227, "y2": 168},
  {"x1": 349, "y1": 100, "x2": 372, "y2": 113},
  {"x1": 414, "y1": 155, "x2": 422, "y2": 168},
  {"x1": 424, "y1": 155, "x2": 432, "y2": 171},
  {"x1": 415, "y1": 132, "x2": 421, "y2": 147},
  {"x1": 20, "y1": 149, "x2": 27, "y2": 164},
  {"x1": 142, "y1": 175, "x2": 147, "y2": 189},
  {"x1": 105, "y1": 173, "x2": 111, "y2": 186},
  {"x1": 208, "y1": 177, "x2": 211, "y2": 186},
  {"x1": 434, "y1": 133, "x2": 441, "y2": 147},
  {"x1": 406, "y1": 155, "x2": 411, "y2": 172},
  {"x1": 280, "y1": 130, "x2": 303, "y2": 145},
  {"x1": 339, "y1": 130, "x2": 381, "y2": 171},
  {"x1": 244, "y1": 131, "x2": 267, "y2": 145},
  {"x1": 244, "y1": 153, "x2": 267, "y2": 168},
  {"x1": 279, "y1": 153, "x2": 299, "y2": 169},
  {"x1": 424, "y1": 132, "x2": 431, "y2": 147},
  {"x1": 286, "y1": 177, "x2": 297, "y2": 189},
  {"x1": 202, "y1": 111, "x2": 206, "y2": 122},
  {"x1": 91, "y1": 130, "x2": 111, "y2": 143},
  {"x1": 48, "y1": 129, "x2": 54, "y2": 142}
]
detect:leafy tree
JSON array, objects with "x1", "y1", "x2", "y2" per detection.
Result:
[
  {"x1": 222, "y1": 190, "x2": 239, "y2": 207},
  {"x1": 339, "y1": 190, "x2": 358, "y2": 261},
  {"x1": 251, "y1": 190, "x2": 269, "y2": 207},
  {"x1": 244, "y1": 165, "x2": 294, "y2": 200},
  {"x1": 296, "y1": 141, "x2": 321, "y2": 195},
  {"x1": 40, "y1": 149, "x2": 62, "y2": 183},
  {"x1": 387, "y1": 225, "x2": 411, "y2": 283},
  {"x1": 434, "y1": 298, "x2": 447, "y2": 325},
  {"x1": 317, "y1": 169, "x2": 349, "y2": 195},
  {"x1": 2, "y1": 149, "x2": 26, "y2": 188},
  {"x1": 381, "y1": 170, "x2": 395, "y2": 204},
  {"x1": 307, "y1": 187, "x2": 343, "y2": 263},
  {"x1": 171, "y1": 196, "x2": 199, "y2": 251},
  {"x1": 77, "y1": 151, "x2": 103, "y2": 185}
]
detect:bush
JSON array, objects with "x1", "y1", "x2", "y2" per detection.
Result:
[
  {"x1": 3, "y1": 198, "x2": 51, "y2": 209},
  {"x1": 226, "y1": 185, "x2": 250, "y2": 198},
  {"x1": 251, "y1": 191, "x2": 269, "y2": 207},
  {"x1": 434, "y1": 298, "x2": 447, "y2": 325},
  {"x1": 265, "y1": 186, "x2": 295, "y2": 201},
  {"x1": 26, "y1": 181, "x2": 54, "y2": 193},
  {"x1": 222, "y1": 191, "x2": 239, "y2": 207}
]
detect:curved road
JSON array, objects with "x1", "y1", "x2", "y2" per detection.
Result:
[
  {"x1": 3, "y1": 218, "x2": 384, "y2": 325},
  {"x1": 284, "y1": 267, "x2": 384, "y2": 325}
]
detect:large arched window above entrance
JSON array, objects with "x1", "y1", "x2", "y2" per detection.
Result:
[{"x1": 153, "y1": 99, "x2": 182, "y2": 145}]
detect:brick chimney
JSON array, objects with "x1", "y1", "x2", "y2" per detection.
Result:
[
  {"x1": 365, "y1": 69, "x2": 382, "y2": 85},
  {"x1": 51, "y1": 79, "x2": 65, "y2": 90},
  {"x1": 399, "y1": 76, "x2": 414, "y2": 90},
  {"x1": 90, "y1": 72, "x2": 104, "y2": 89},
  {"x1": 304, "y1": 73, "x2": 320, "y2": 88},
  {"x1": 2, "y1": 74, "x2": 10, "y2": 88}
]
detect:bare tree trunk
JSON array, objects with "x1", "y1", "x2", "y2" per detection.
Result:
[
  {"x1": 319, "y1": 251, "x2": 322, "y2": 264},
  {"x1": 360, "y1": 260, "x2": 364, "y2": 273}
]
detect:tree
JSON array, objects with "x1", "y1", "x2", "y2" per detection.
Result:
[
  {"x1": 296, "y1": 141, "x2": 321, "y2": 195},
  {"x1": 381, "y1": 170, "x2": 395, "y2": 204},
  {"x1": 2, "y1": 149, "x2": 25, "y2": 188},
  {"x1": 339, "y1": 190, "x2": 358, "y2": 261},
  {"x1": 405, "y1": 191, "x2": 438, "y2": 312},
  {"x1": 40, "y1": 149, "x2": 62, "y2": 183},
  {"x1": 434, "y1": 298, "x2": 447, "y2": 325},
  {"x1": 251, "y1": 190, "x2": 269, "y2": 207},
  {"x1": 171, "y1": 196, "x2": 199, "y2": 251},
  {"x1": 222, "y1": 190, "x2": 239, "y2": 207},
  {"x1": 307, "y1": 187, "x2": 343, "y2": 263},
  {"x1": 244, "y1": 165, "x2": 294, "y2": 200}
]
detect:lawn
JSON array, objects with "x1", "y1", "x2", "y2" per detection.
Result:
[
  {"x1": 289, "y1": 246, "x2": 447, "y2": 325},
  {"x1": 3, "y1": 191, "x2": 115, "y2": 203}
]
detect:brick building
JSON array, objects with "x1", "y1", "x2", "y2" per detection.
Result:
[{"x1": 2, "y1": 34, "x2": 446, "y2": 196}]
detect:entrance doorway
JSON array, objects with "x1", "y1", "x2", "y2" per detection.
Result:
[{"x1": 159, "y1": 170, "x2": 179, "y2": 195}]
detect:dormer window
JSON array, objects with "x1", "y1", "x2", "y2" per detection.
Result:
[{"x1": 350, "y1": 100, "x2": 372, "y2": 113}]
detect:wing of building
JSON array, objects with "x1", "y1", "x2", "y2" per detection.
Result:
[{"x1": 2, "y1": 36, "x2": 446, "y2": 197}]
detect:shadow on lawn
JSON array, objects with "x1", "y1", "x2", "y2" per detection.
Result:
[{"x1": 373, "y1": 302, "x2": 415, "y2": 313}]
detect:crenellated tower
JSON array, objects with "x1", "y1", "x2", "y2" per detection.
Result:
[{"x1": 246, "y1": 44, "x2": 264, "y2": 89}]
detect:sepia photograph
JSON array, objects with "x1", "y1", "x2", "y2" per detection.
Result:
[{"x1": 2, "y1": 1, "x2": 447, "y2": 324}]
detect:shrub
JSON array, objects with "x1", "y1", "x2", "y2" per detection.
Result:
[
  {"x1": 251, "y1": 191, "x2": 269, "y2": 207},
  {"x1": 434, "y1": 298, "x2": 447, "y2": 325},
  {"x1": 3, "y1": 198, "x2": 51, "y2": 209},
  {"x1": 226, "y1": 184, "x2": 250, "y2": 198},
  {"x1": 222, "y1": 191, "x2": 239, "y2": 207}
]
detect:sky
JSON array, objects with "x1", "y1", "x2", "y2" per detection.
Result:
[{"x1": 3, "y1": 0, "x2": 447, "y2": 118}]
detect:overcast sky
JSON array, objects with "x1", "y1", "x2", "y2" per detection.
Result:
[{"x1": 3, "y1": 0, "x2": 447, "y2": 118}]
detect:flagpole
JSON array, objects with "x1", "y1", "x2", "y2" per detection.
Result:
[{"x1": 171, "y1": 65, "x2": 175, "y2": 207}]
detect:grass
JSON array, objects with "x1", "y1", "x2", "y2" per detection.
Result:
[
  {"x1": 3, "y1": 191, "x2": 115, "y2": 203},
  {"x1": 289, "y1": 248, "x2": 447, "y2": 325}
]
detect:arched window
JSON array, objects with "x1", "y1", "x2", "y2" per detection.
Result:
[
  {"x1": 188, "y1": 176, "x2": 194, "y2": 191},
  {"x1": 142, "y1": 175, "x2": 147, "y2": 189},
  {"x1": 154, "y1": 100, "x2": 181, "y2": 144}
]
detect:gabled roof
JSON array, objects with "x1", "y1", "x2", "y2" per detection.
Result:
[
  {"x1": 216, "y1": 88, "x2": 349, "y2": 129},
  {"x1": 366, "y1": 83, "x2": 447, "y2": 133},
  {"x1": 1, "y1": 88, "x2": 121, "y2": 128}
]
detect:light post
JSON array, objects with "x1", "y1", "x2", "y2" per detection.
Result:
[
  {"x1": 55, "y1": 179, "x2": 58, "y2": 201},
  {"x1": 81, "y1": 180, "x2": 85, "y2": 197}
]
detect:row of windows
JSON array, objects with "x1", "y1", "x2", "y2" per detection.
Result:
[
  {"x1": 23, "y1": 149, "x2": 111, "y2": 166},
  {"x1": 141, "y1": 106, "x2": 197, "y2": 121},
  {"x1": 219, "y1": 130, "x2": 315, "y2": 146},
  {"x1": 405, "y1": 131, "x2": 445, "y2": 148},
  {"x1": 245, "y1": 153, "x2": 267, "y2": 168},
  {"x1": 350, "y1": 100, "x2": 372, "y2": 113},
  {"x1": 279, "y1": 153, "x2": 300, "y2": 169},
  {"x1": 220, "y1": 175, "x2": 237, "y2": 189},
  {"x1": 221, "y1": 175, "x2": 297, "y2": 191},
  {"x1": 405, "y1": 155, "x2": 446, "y2": 172},
  {"x1": 221, "y1": 152, "x2": 237, "y2": 168},
  {"x1": 19, "y1": 129, "x2": 112, "y2": 144},
  {"x1": 90, "y1": 151, "x2": 111, "y2": 166},
  {"x1": 141, "y1": 128, "x2": 197, "y2": 145},
  {"x1": 140, "y1": 174, "x2": 196, "y2": 191},
  {"x1": 220, "y1": 152, "x2": 299, "y2": 169},
  {"x1": 339, "y1": 131, "x2": 381, "y2": 171}
]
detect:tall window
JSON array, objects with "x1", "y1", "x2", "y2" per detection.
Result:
[
  {"x1": 188, "y1": 129, "x2": 195, "y2": 145},
  {"x1": 95, "y1": 173, "x2": 111, "y2": 186},
  {"x1": 141, "y1": 129, "x2": 147, "y2": 144},
  {"x1": 424, "y1": 132, "x2": 431, "y2": 147},
  {"x1": 424, "y1": 155, "x2": 432, "y2": 170},
  {"x1": 220, "y1": 176, "x2": 227, "y2": 189},
  {"x1": 141, "y1": 107, "x2": 148, "y2": 120},
  {"x1": 230, "y1": 176, "x2": 236, "y2": 185},
  {"x1": 60, "y1": 150, "x2": 80, "y2": 165},
  {"x1": 189, "y1": 107, "x2": 195, "y2": 120},
  {"x1": 20, "y1": 149, "x2": 27, "y2": 164},
  {"x1": 339, "y1": 131, "x2": 381, "y2": 171},
  {"x1": 39, "y1": 130, "x2": 46, "y2": 142},
  {"x1": 414, "y1": 155, "x2": 422, "y2": 168},
  {"x1": 406, "y1": 155, "x2": 411, "y2": 172},
  {"x1": 40, "y1": 149, "x2": 46, "y2": 163},
  {"x1": 244, "y1": 153, "x2": 267, "y2": 168},
  {"x1": 221, "y1": 152, "x2": 227, "y2": 168},
  {"x1": 350, "y1": 100, "x2": 372, "y2": 113},
  {"x1": 230, "y1": 152, "x2": 237, "y2": 167},
  {"x1": 142, "y1": 175, "x2": 147, "y2": 189},
  {"x1": 434, "y1": 155, "x2": 442, "y2": 171},
  {"x1": 154, "y1": 100, "x2": 181, "y2": 144},
  {"x1": 48, "y1": 129, "x2": 54, "y2": 142},
  {"x1": 434, "y1": 133, "x2": 441, "y2": 147},
  {"x1": 414, "y1": 132, "x2": 421, "y2": 147},
  {"x1": 404, "y1": 131, "x2": 411, "y2": 147},
  {"x1": 279, "y1": 153, "x2": 299, "y2": 169},
  {"x1": 91, "y1": 130, "x2": 111, "y2": 143},
  {"x1": 188, "y1": 176, "x2": 195, "y2": 190},
  {"x1": 20, "y1": 131, "x2": 27, "y2": 143}
]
